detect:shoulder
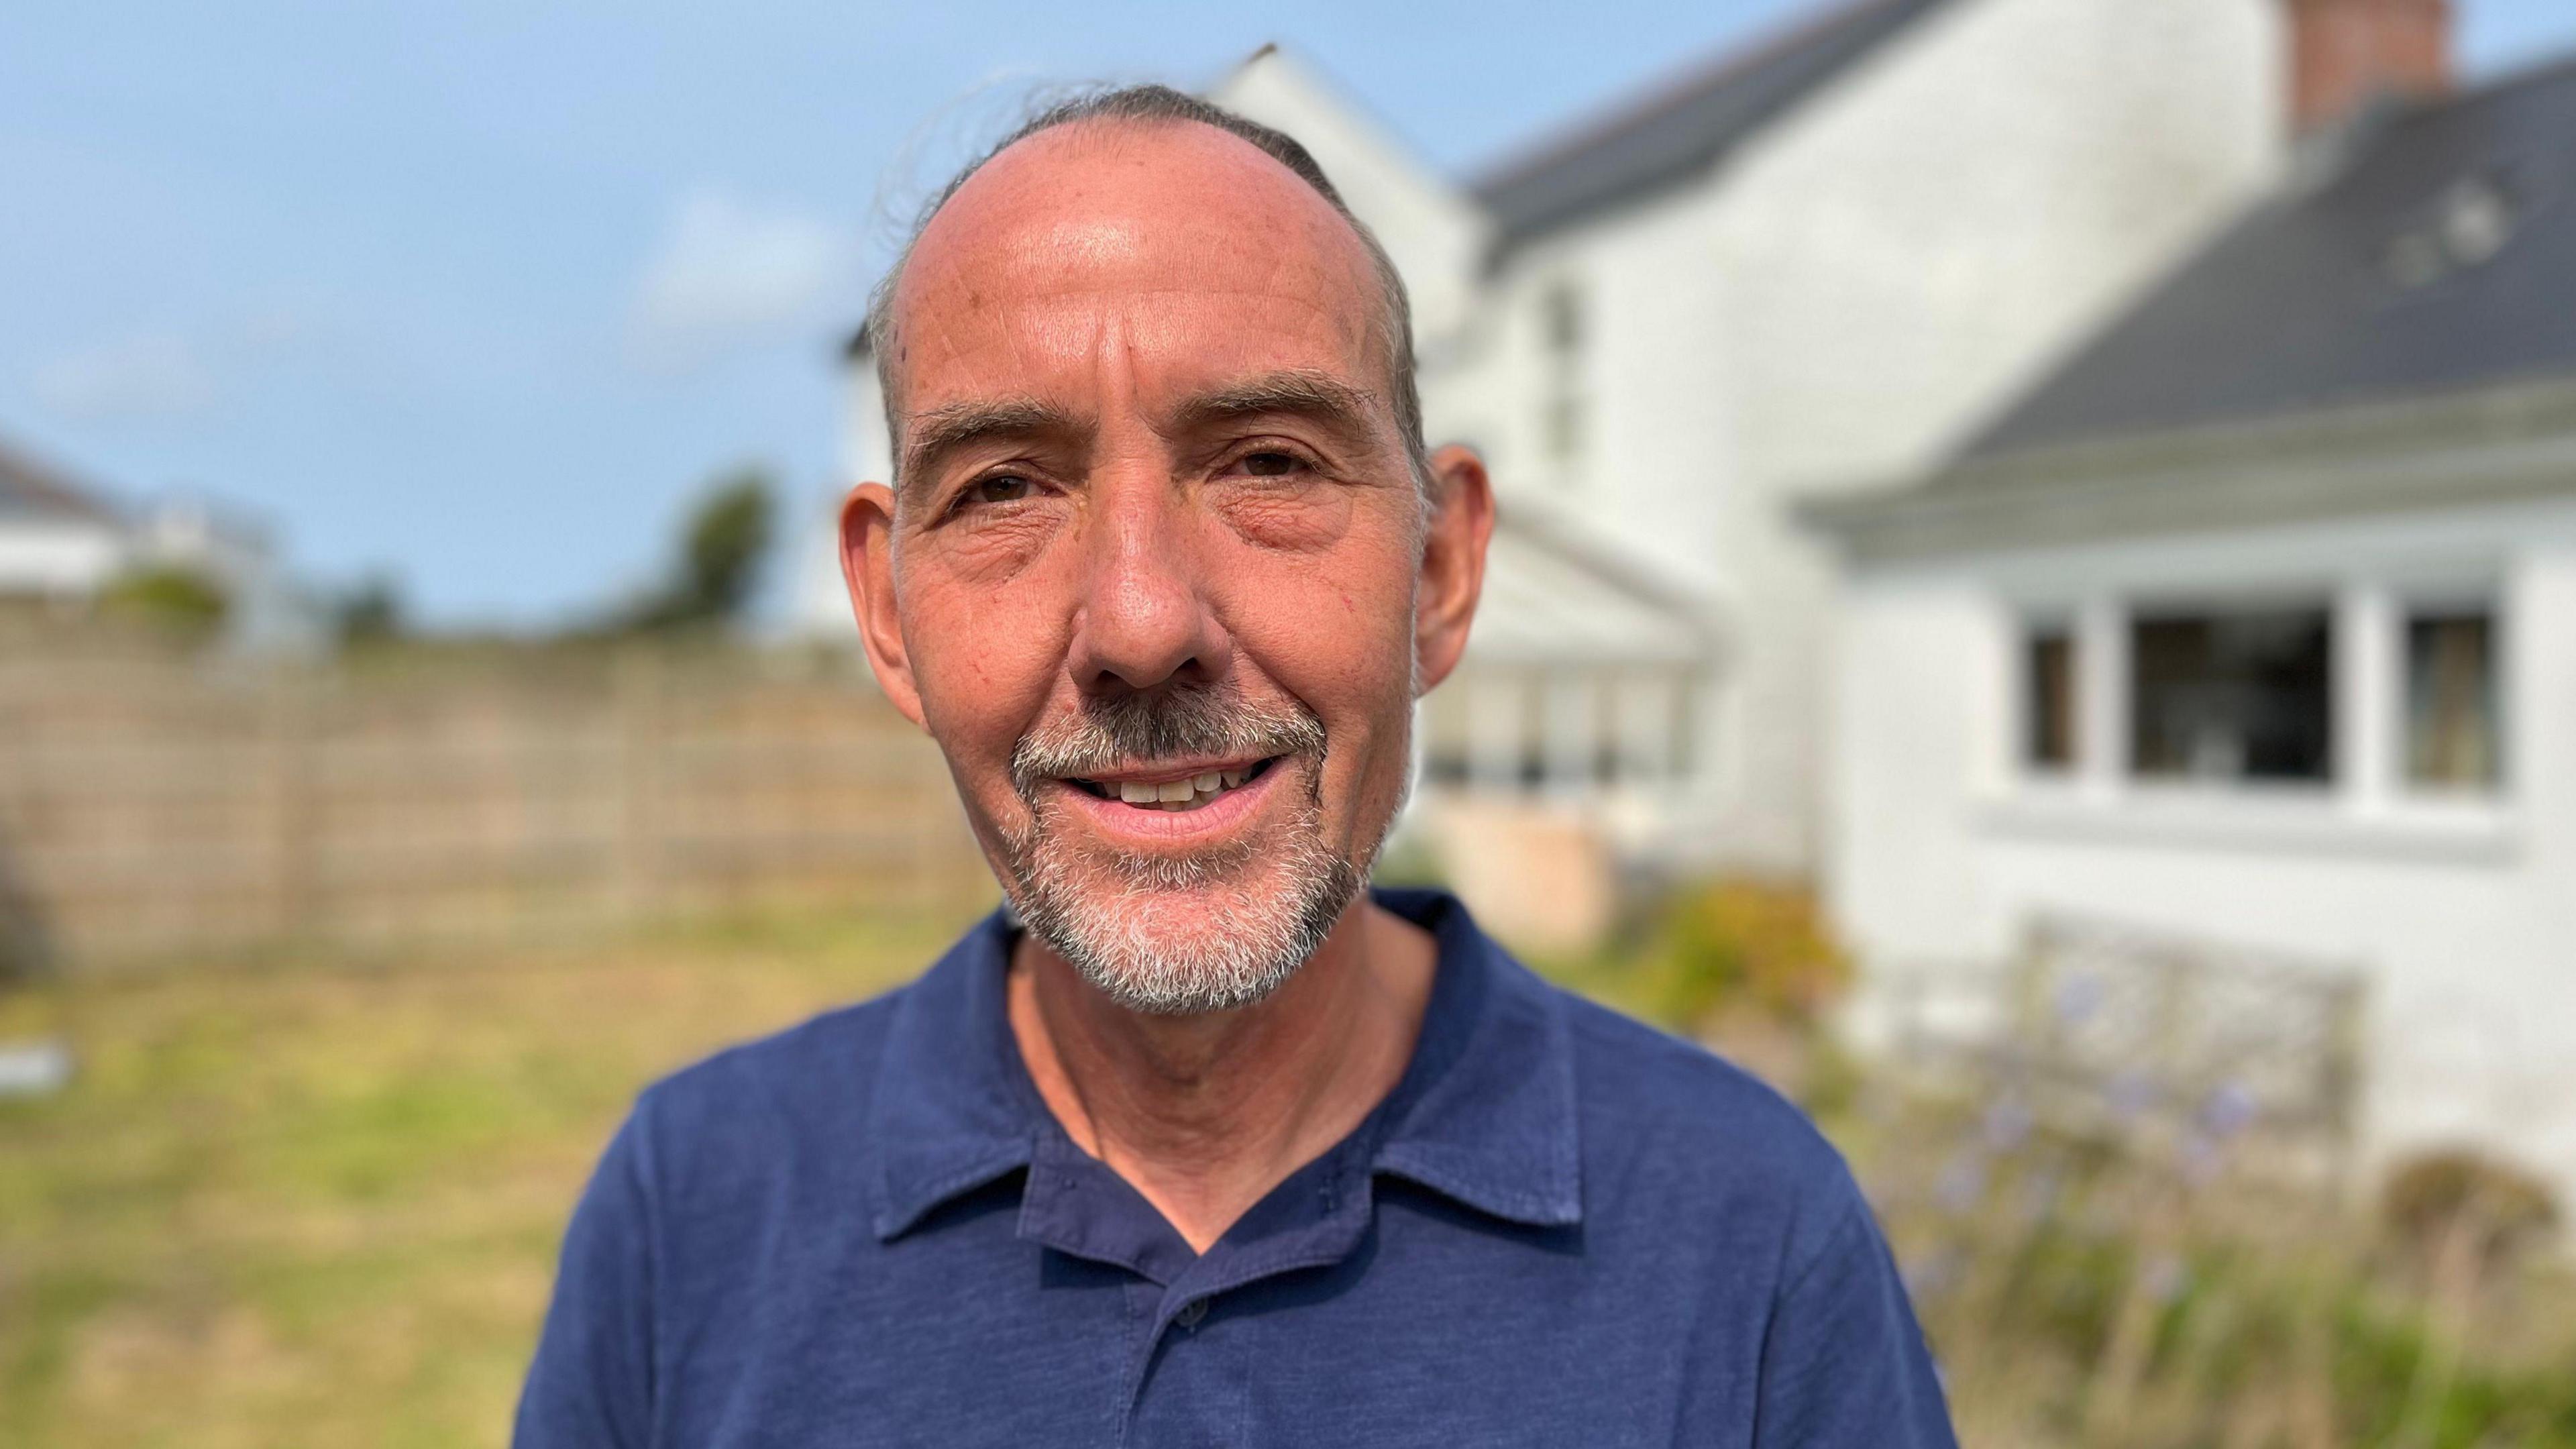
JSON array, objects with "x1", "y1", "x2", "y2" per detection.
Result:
[
  {"x1": 1558, "y1": 986, "x2": 1844, "y2": 1175},
  {"x1": 621, "y1": 983, "x2": 912, "y2": 1185},
  {"x1": 1550, "y1": 981, "x2": 1867, "y2": 1265}
]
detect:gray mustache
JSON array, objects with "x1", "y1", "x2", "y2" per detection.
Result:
[{"x1": 1010, "y1": 687, "x2": 1326, "y2": 798}]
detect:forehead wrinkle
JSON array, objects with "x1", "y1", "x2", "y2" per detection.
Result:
[
  {"x1": 955, "y1": 231, "x2": 1364, "y2": 325},
  {"x1": 929, "y1": 283, "x2": 1373, "y2": 377},
  {"x1": 910, "y1": 278, "x2": 1372, "y2": 402}
]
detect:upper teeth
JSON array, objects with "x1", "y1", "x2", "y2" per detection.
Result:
[{"x1": 1112, "y1": 768, "x2": 1250, "y2": 810}]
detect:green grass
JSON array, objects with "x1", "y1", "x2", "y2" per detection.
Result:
[{"x1": 0, "y1": 909, "x2": 967, "y2": 1449}]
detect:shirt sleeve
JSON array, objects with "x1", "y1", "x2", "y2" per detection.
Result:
[
  {"x1": 1750, "y1": 1188, "x2": 1957, "y2": 1449},
  {"x1": 515, "y1": 1108, "x2": 658, "y2": 1449}
]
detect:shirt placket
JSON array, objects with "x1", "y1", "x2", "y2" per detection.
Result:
[{"x1": 1015, "y1": 1134, "x2": 1383, "y2": 1447}]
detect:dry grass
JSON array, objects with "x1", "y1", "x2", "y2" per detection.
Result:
[
  {"x1": 8, "y1": 892, "x2": 2573, "y2": 1448},
  {"x1": 0, "y1": 908, "x2": 971, "y2": 1449}
]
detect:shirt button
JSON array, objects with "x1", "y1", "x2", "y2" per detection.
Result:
[{"x1": 1175, "y1": 1298, "x2": 1208, "y2": 1330}]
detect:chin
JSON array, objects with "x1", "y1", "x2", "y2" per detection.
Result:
[{"x1": 1006, "y1": 829, "x2": 1365, "y2": 1017}]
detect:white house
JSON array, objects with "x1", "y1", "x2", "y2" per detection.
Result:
[
  {"x1": 0, "y1": 436, "x2": 303, "y2": 651},
  {"x1": 800, "y1": 0, "x2": 2289, "y2": 926},
  {"x1": 1810, "y1": 16, "x2": 2576, "y2": 1201},
  {"x1": 0, "y1": 439, "x2": 131, "y2": 606}
]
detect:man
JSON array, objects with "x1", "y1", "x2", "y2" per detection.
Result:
[{"x1": 517, "y1": 85, "x2": 1954, "y2": 1447}]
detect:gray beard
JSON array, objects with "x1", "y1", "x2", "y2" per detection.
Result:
[{"x1": 1000, "y1": 685, "x2": 1382, "y2": 1016}]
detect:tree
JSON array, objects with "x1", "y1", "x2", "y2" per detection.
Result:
[
  {"x1": 333, "y1": 572, "x2": 407, "y2": 647},
  {"x1": 616, "y1": 467, "x2": 776, "y2": 635},
  {"x1": 675, "y1": 468, "x2": 773, "y2": 625}
]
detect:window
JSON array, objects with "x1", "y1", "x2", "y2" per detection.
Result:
[
  {"x1": 2406, "y1": 606, "x2": 2499, "y2": 790},
  {"x1": 1542, "y1": 280, "x2": 1584, "y2": 353},
  {"x1": 1539, "y1": 280, "x2": 1587, "y2": 468},
  {"x1": 2024, "y1": 626, "x2": 2078, "y2": 770},
  {"x1": 2130, "y1": 606, "x2": 2332, "y2": 784}
]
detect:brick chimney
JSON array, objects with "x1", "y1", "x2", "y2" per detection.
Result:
[{"x1": 2285, "y1": 0, "x2": 2453, "y2": 135}]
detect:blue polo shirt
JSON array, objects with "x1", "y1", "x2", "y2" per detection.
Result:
[{"x1": 516, "y1": 889, "x2": 1955, "y2": 1447}]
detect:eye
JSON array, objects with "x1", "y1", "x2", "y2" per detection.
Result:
[
  {"x1": 1236, "y1": 449, "x2": 1305, "y2": 478},
  {"x1": 968, "y1": 473, "x2": 1033, "y2": 506}
]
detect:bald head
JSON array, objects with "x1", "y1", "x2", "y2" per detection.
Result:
[{"x1": 865, "y1": 86, "x2": 1426, "y2": 492}]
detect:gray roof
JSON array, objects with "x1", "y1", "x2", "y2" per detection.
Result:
[
  {"x1": 1965, "y1": 55, "x2": 2576, "y2": 460},
  {"x1": 0, "y1": 439, "x2": 120, "y2": 525},
  {"x1": 1472, "y1": 0, "x2": 1956, "y2": 252}
]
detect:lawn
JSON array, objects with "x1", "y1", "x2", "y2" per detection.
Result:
[
  {"x1": 8, "y1": 898, "x2": 2573, "y2": 1448},
  {"x1": 0, "y1": 910, "x2": 971, "y2": 1449}
]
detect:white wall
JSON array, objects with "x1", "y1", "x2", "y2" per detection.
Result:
[
  {"x1": 1448, "y1": 0, "x2": 2283, "y2": 869},
  {"x1": 785, "y1": 360, "x2": 894, "y2": 645},
  {"x1": 1701, "y1": 0, "x2": 2282, "y2": 870},
  {"x1": 1434, "y1": 184, "x2": 1743, "y2": 594},
  {"x1": 1831, "y1": 497, "x2": 2576, "y2": 1204},
  {"x1": 0, "y1": 519, "x2": 126, "y2": 598}
]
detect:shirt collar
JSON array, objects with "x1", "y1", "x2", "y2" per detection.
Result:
[
  {"x1": 865, "y1": 908, "x2": 1038, "y2": 1240},
  {"x1": 1364, "y1": 888, "x2": 1584, "y2": 1228},
  {"x1": 865, "y1": 887, "x2": 1582, "y2": 1242}
]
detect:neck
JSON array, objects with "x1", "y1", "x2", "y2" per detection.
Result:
[{"x1": 1007, "y1": 896, "x2": 1438, "y2": 1253}]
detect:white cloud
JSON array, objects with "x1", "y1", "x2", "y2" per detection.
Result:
[
  {"x1": 628, "y1": 190, "x2": 855, "y2": 372},
  {"x1": 33, "y1": 332, "x2": 219, "y2": 423}
]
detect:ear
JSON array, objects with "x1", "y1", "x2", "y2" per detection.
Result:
[
  {"x1": 839, "y1": 481, "x2": 928, "y2": 731},
  {"x1": 1413, "y1": 444, "x2": 1495, "y2": 695}
]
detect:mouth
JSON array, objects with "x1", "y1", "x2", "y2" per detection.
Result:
[{"x1": 1061, "y1": 756, "x2": 1283, "y2": 813}]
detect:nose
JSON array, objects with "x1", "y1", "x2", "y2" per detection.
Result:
[{"x1": 1063, "y1": 467, "x2": 1232, "y2": 696}]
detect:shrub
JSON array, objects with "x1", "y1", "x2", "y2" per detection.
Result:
[
  {"x1": 1644, "y1": 879, "x2": 1851, "y2": 1031},
  {"x1": 97, "y1": 564, "x2": 229, "y2": 645},
  {"x1": 2382, "y1": 1147, "x2": 2561, "y2": 1274}
]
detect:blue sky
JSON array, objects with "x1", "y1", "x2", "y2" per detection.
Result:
[{"x1": 5, "y1": 1, "x2": 2571, "y2": 629}]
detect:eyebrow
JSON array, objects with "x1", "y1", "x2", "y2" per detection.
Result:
[
  {"x1": 896, "y1": 370, "x2": 1387, "y2": 504},
  {"x1": 899, "y1": 398, "x2": 1083, "y2": 504},
  {"x1": 1167, "y1": 370, "x2": 1382, "y2": 449}
]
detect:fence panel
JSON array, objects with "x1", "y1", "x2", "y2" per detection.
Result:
[{"x1": 0, "y1": 646, "x2": 993, "y2": 969}]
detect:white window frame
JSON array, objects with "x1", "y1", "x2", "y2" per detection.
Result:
[{"x1": 1996, "y1": 574, "x2": 2514, "y2": 858}]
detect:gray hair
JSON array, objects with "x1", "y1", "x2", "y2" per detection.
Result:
[{"x1": 864, "y1": 83, "x2": 1429, "y2": 495}]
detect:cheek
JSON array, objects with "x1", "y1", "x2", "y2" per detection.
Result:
[
  {"x1": 900, "y1": 570, "x2": 1071, "y2": 771},
  {"x1": 1214, "y1": 524, "x2": 1421, "y2": 754}
]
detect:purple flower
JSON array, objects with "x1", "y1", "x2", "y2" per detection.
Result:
[
  {"x1": 2200, "y1": 1079, "x2": 2259, "y2": 1138},
  {"x1": 1982, "y1": 1098, "x2": 2033, "y2": 1153},
  {"x1": 2054, "y1": 973, "x2": 2106, "y2": 1026},
  {"x1": 2178, "y1": 1131, "x2": 2224, "y2": 1188},
  {"x1": 2105, "y1": 1069, "x2": 2160, "y2": 1122},
  {"x1": 1935, "y1": 1152, "x2": 1987, "y2": 1213}
]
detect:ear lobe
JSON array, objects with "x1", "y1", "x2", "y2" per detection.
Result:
[
  {"x1": 839, "y1": 482, "x2": 928, "y2": 731},
  {"x1": 1413, "y1": 445, "x2": 1496, "y2": 696}
]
